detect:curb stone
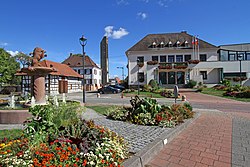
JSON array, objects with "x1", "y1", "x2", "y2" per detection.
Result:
[{"x1": 122, "y1": 111, "x2": 201, "y2": 167}]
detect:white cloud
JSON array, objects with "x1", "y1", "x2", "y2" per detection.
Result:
[
  {"x1": 158, "y1": 0, "x2": 168, "y2": 7},
  {"x1": 104, "y1": 26, "x2": 129, "y2": 39},
  {"x1": 141, "y1": 0, "x2": 150, "y2": 3},
  {"x1": 6, "y1": 50, "x2": 19, "y2": 56},
  {"x1": 137, "y1": 12, "x2": 148, "y2": 20},
  {"x1": 0, "y1": 42, "x2": 8, "y2": 47},
  {"x1": 116, "y1": 0, "x2": 129, "y2": 5}
]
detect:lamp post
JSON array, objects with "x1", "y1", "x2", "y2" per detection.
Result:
[
  {"x1": 238, "y1": 53, "x2": 243, "y2": 85},
  {"x1": 79, "y1": 35, "x2": 87, "y2": 103},
  {"x1": 117, "y1": 66, "x2": 124, "y2": 82},
  {"x1": 137, "y1": 59, "x2": 140, "y2": 95}
]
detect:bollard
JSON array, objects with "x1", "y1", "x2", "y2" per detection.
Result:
[
  {"x1": 97, "y1": 93, "x2": 100, "y2": 98},
  {"x1": 182, "y1": 95, "x2": 186, "y2": 101},
  {"x1": 121, "y1": 92, "x2": 124, "y2": 98}
]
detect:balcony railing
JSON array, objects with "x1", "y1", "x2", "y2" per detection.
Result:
[{"x1": 174, "y1": 62, "x2": 188, "y2": 69}]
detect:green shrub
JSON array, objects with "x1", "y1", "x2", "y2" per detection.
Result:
[
  {"x1": 186, "y1": 80, "x2": 197, "y2": 88},
  {"x1": 236, "y1": 90, "x2": 250, "y2": 98},
  {"x1": 149, "y1": 79, "x2": 158, "y2": 89},
  {"x1": 221, "y1": 79, "x2": 231, "y2": 87},
  {"x1": 142, "y1": 84, "x2": 152, "y2": 92}
]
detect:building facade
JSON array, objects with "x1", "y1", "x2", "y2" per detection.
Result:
[
  {"x1": 100, "y1": 36, "x2": 109, "y2": 85},
  {"x1": 17, "y1": 60, "x2": 83, "y2": 95},
  {"x1": 126, "y1": 31, "x2": 250, "y2": 87},
  {"x1": 62, "y1": 54, "x2": 102, "y2": 91}
]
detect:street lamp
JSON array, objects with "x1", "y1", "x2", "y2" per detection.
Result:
[
  {"x1": 137, "y1": 59, "x2": 140, "y2": 95},
  {"x1": 238, "y1": 53, "x2": 243, "y2": 85},
  {"x1": 79, "y1": 35, "x2": 87, "y2": 103},
  {"x1": 117, "y1": 66, "x2": 124, "y2": 81}
]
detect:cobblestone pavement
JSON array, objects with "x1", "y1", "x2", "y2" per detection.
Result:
[
  {"x1": 232, "y1": 117, "x2": 250, "y2": 167},
  {"x1": 82, "y1": 108, "x2": 170, "y2": 153}
]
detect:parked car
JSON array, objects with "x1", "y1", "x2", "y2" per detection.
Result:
[
  {"x1": 98, "y1": 86, "x2": 121, "y2": 94},
  {"x1": 110, "y1": 84, "x2": 125, "y2": 91}
]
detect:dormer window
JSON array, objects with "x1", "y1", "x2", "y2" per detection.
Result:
[
  {"x1": 168, "y1": 41, "x2": 172, "y2": 47},
  {"x1": 152, "y1": 42, "x2": 156, "y2": 48},
  {"x1": 176, "y1": 41, "x2": 180, "y2": 47},
  {"x1": 160, "y1": 41, "x2": 164, "y2": 48},
  {"x1": 184, "y1": 41, "x2": 189, "y2": 47}
]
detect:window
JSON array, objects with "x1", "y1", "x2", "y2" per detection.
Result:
[
  {"x1": 138, "y1": 72, "x2": 144, "y2": 82},
  {"x1": 94, "y1": 79, "x2": 97, "y2": 84},
  {"x1": 176, "y1": 55, "x2": 183, "y2": 62},
  {"x1": 137, "y1": 56, "x2": 144, "y2": 62},
  {"x1": 229, "y1": 51, "x2": 236, "y2": 61},
  {"x1": 246, "y1": 52, "x2": 250, "y2": 60},
  {"x1": 99, "y1": 79, "x2": 102, "y2": 84},
  {"x1": 168, "y1": 55, "x2": 174, "y2": 62},
  {"x1": 200, "y1": 54, "x2": 207, "y2": 61},
  {"x1": 219, "y1": 50, "x2": 228, "y2": 61},
  {"x1": 85, "y1": 69, "x2": 92, "y2": 75},
  {"x1": 99, "y1": 71, "x2": 102, "y2": 76},
  {"x1": 160, "y1": 55, "x2": 166, "y2": 62},
  {"x1": 159, "y1": 72, "x2": 167, "y2": 84},
  {"x1": 78, "y1": 69, "x2": 81, "y2": 74},
  {"x1": 185, "y1": 55, "x2": 191, "y2": 62},
  {"x1": 94, "y1": 69, "x2": 97, "y2": 75},
  {"x1": 152, "y1": 56, "x2": 158, "y2": 61},
  {"x1": 200, "y1": 71, "x2": 207, "y2": 80}
]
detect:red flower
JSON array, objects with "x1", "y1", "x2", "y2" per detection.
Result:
[{"x1": 83, "y1": 159, "x2": 87, "y2": 166}]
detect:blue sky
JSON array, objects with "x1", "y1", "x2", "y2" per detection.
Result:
[{"x1": 0, "y1": 0, "x2": 250, "y2": 79}]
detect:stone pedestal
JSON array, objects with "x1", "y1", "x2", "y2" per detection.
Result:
[{"x1": 21, "y1": 67, "x2": 56, "y2": 105}]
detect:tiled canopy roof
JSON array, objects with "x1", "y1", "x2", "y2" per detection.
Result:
[
  {"x1": 62, "y1": 54, "x2": 100, "y2": 68},
  {"x1": 16, "y1": 60, "x2": 83, "y2": 78},
  {"x1": 126, "y1": 31, "x2": 217, "y2": 54}
]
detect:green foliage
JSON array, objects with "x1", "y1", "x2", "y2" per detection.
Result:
[
  {"x1": 221, "y1": 79, "x2": 231, "y2": 87},
  {"x1": 106, "y1": 106, "x2": 128, "y2": 121},
  {"x1": 142, "y1": 84, "x2": 152, "y2": 92},
  {"x1": 186, "y1": 80, "x2": 197, "y2": 88},
  {"x1": 0, "y1": 48, "x2": 20, "y2": 85},
  {"x1": 14, "y1": 52, "x2": 32, "y2": 67},
  {"x1": 236, "y1": 90, "x2": 250, "y2": 98},
  {"x1": 148, "y1": 79, "x2": 158, "y2": 88},
  {"x1": 160, "y1": 90, "x2": 174, "y2": 98},
  {"x1": 24, "y1": 102, "x2": 82, "y2": 145},
  {"x1": 106, "y1": 96, "x2": 194, "y2": 127}
]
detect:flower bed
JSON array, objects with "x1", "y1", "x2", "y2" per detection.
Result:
[
  {"x1": 106, "y1": 96, "x2": 194, "y2": 127},
  {"x1": 0, "y1": 102, "x2": 128, "y2": 167}
]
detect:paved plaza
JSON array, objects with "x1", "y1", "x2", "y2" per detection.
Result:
[
  {"x1": 147, "y1": 93, "x2": 250, "y2": 167},
  {"x1": 1, "y1": 91, "x2": 250, "y2": 166}
]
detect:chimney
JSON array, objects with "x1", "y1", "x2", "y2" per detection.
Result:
[
  {"x1": 70, "y1": 53, "x2": 73, "y2": 56},
  {"x1": 181, "y1": 31, "x2": 187, "y2": 34}
]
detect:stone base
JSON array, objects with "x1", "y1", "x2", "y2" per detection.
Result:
[{"x1": 0, "y1": 110, "x2": 31, "y2": 124}]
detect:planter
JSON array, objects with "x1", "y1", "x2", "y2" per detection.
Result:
[
  {"x1": 147, "y1": 61, "x2": 158, "y2": 65},
  {"x1": 0, "y1": 110, "x2": 31, "y2": 124},
  {"x1": 159, "y1": 66, "x2": 172, "y2": 69},
  {"x1": 188, "y1": 60, "x2": 200, "y2": 64},
  {"x1": 137, "y1": 62, "x2": 144, "y2": 67},
  {"x1": 174, "y1": 66, "x2": 188, "y2": 69}
]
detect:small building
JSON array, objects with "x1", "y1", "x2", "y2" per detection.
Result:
[
  {"x1": 62, "y1": 54, "x2": 102, "y2": 91},
  {"x1": 16, "y1": 60, "x2": 83, "y2": 94}
]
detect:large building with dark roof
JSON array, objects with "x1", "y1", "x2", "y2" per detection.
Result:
[
  {"x1": 126, "y1": 31, "x2": 250, "y2": 87},
  {"x1": 62, "y1": 54, "x2": 102, "y2": 91}
]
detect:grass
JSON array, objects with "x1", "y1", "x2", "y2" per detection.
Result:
[
  {"x1": 0, "y1": 129, "x2": 23, "y2": 140},
  {"x1": 86, "y1": 105, "x2": 115, "y2": 115},
  {"x1": 123, "y1": 91, "x2": 164, "y2": 98},
  {"x1": 201, "y1": 88, "x2": 250, "y2": 102}
]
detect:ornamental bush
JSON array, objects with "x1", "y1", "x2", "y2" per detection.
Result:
[
  {"x1": 106, "y1": 96, "x2": 194, "y2": 128},
  {"x1": 0, "y1": 102, "x2": 128, "y2": 167}
]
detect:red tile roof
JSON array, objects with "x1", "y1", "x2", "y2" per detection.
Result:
[
  {"x1": 62, "y1": 54, "x2": 100, "y2": 68},
  {"x1": 16, "y1": 60, "x2": 83, "y2": 78}
]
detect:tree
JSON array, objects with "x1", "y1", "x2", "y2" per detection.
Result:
[
  {"x1": 15, "y1": 52, "x2": 32, "y2": 67},
  {"x1": 0, "y1": 48, "x2": 20, "y2": 85}
]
